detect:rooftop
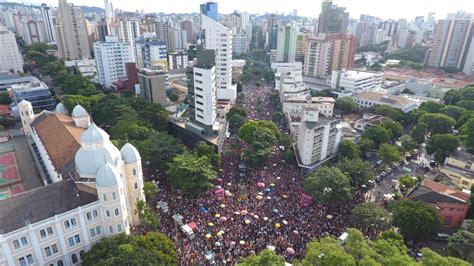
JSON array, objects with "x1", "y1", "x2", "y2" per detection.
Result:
[
  {"x1": 31, "y1": 112, "x2": 84, "y2": 179},
  {"x1": 408, "y1": 179, "x2": 469, "y2": 204},
  {"x1": 448, "y1": 150, "x2": 474, "y2": 164},
  {"x1": 0, "y1": 179, "x2": 97, "y2": 234},
  {"x1": 352, "y1": 91, "x2": 416, "y2": 108}
]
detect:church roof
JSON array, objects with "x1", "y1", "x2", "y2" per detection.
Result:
[
  {"x1": 120, "y1": 143, "x2": 141, "y2": 164},
  {"x1": 0, "y1": 180, "x2": 97, "y2": 234},
  {"x1": 55, "y1": 103, "x2": 68, "y2": 115},
  {"x1": 31, "y1": 112, "x2": 84, "y2": 178},
  {"x1": 96, "y1": 163, "x2": 120, "y2": 188},
  {"x1": 80, "y1": 123, "x2": 109, "y2": 144},
  {"x1": 72, "y1": 104, "x2": 88, "y2": 118}
]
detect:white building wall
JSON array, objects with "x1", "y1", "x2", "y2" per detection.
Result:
[
  {"x1": 193, "y1": 66, "x2": 217, "y2": 127},
  {"x1": 463, "y1": 36, "x2": 474, "y2": 75},
  {"x1": 0, "y1": 29, "x2": 23, "y2": 73},
  {"x1": 31, "y1": 129, "x2": 60, "y2": 184},
  {"x1": 94, "y1": 40, "x2": 134, "y2": 88}
]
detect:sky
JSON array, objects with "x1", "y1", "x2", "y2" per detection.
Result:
[{"x1": 22, "y1": 0, "x2": 474, "y2": 20}]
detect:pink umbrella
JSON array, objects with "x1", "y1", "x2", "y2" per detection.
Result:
[
  {"x1": 286, "y1": 247, "x2": 295, "y2": 255},
  {"x1": 257, "y1": 182, "x2": 265, "y2": 188},
  {"x1": 219, "y1": 216, "x2": 227, "y2": 222}
]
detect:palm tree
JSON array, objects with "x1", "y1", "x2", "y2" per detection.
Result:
[{"x1": 135, "y1": 200, "x2": 146, "y2": 227}]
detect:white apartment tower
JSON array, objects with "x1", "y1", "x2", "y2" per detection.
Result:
[
  {"x1": 104, "y1": 0, "x2": 115, "y2": 35},
  {"x1": 0, "y1": 28, "x2": 23, "y2": 73},
  {"x1": 56, "y1": 0, "x2": 91, "y2": 60},
  {"x1": 94, "y1": 36, "x2": 135, "y2": 88},
  {"x1": 304, "y1": 37, "x2": 331, "y2": 78},
  {"x1": 118, "y1": 18, "x2": 140, "y2": 54},
  {"x1": 201, "y1": 14, "x2": 236, "y2": 103}
]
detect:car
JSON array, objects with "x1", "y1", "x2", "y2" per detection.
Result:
[
  {"x1": 375, "y1": 175, "x2": 381, "y2": 182},
  {"x1": 386, "y1": 167, "x2": 393, "y2": 173},
  {"x1": 399, "y1": 160, "x2": 405, "y2": 166},
  {"x1": 375, "y1": 160, "x2": 383, "y2": 166},
  {"x1": 365, "y1": 152, "x2": 371, "y2": 158},
  {"x1": 380, "y1": 171, "x2": 387, "y2": 177},
  {"x1": 368, "y1": 179, "x2": 375, "y2": 186}
]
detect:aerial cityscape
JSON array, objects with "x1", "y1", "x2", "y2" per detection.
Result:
[{"x1": 0, "y1": 0, "x2": 473, "y2": 265}]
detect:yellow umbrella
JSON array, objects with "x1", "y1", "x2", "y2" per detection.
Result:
[
  {"x1": 240, "y1": 210, "x2": 248, "y2": 215},
  {"x1": 282, "y1": 194, "x2": 288, "y2": 199},
  {"x1": 216, "y1": 231, "x2": 224, "y2": 237},
  {"x1": 256, "y1": 195, "x2": 263, "y2": 200},
  {"x1": 275, "y1": 223, "x2": 281, "y2": 229},
  {"x1": 205, "y1": 234, "x2": 212, "y2": 239},
  {"x1": 208, "y1": 222, "x2": 214, "y2": 227},
  {"x1": 263, "y1": 217, "x2": 269, "y2": 221},
  {"x1": 215, "y1": 214, "x2": 221, "y2": 218},
  {"x1": 220, "y1": 204, "x2": 226, "y2": 208},
  {"x1": 270, "y1": 183, "x2": 275, "y2": 187},
  {"x1": 240, "y1": 240, "x2": 246, "y2": 245},
  {"x1": 245, "y1": 219, "x2": 251, "y2": 224},
  {"x1": 253, "y1": 215, "x2": 259, "y2": 219}
]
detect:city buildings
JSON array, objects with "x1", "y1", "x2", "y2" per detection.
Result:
[
  {"x1": 266, "y1": 14, "x2": 278, "y2": 50},
  {"x1": 0, "y1": 101, "x2": 145, "y2": 266},
  {"x1": 40, "y1": 3, "x2": 56, "y2": 43},
  {"x1": 185, "y1": 49, "x2": 219, "y2": 136},
  {"x1": 117, "y1": 17, "x2": 140, "y2": 53},
  {"x1": 428, "y1": 12, "x2": 473, "y2": 70},
  {"x1": 137, "y1": 68, "x2": 168, "y2": 106},
  {"x1": 200, "y1": 2, "x2": 218, "y2": 21},
  {"x1": 277, "y1": 69, "x2": 310, "y2": 102},
  {"x1": 330, "y1": 69, "x2": 383, "y2": 97},
  {"x1": 55, "y1": 0, "x2": 91, "y2": 60},
  {"x1": 0, "y1": 28, "x2": 23, "y2": 73},
  {"x1": 317, "y1": 0, "x2": 349, "y2": 34},
  {"x1": 283, "y1": 96, "x2": 335, "y2": 118},
  {"x1": 440, "y1": 150, "x2": 474, "y2": 190},
  {"x1": 408, "y1": 179, "x2": 469, "y2": 227},
  {"x1": 135, "y1": 35, "x2": 168, "y2": 70},
  {"x1": 104, "y1": 0, "x2": 115, "y2": 35},
  {"x1": 463, "y1": 36, "x2": 474, "y2": 75},
  {"x1": 9, "y1": 77, "x2": 55, "y2": 113},
  {"x1": 201, "y1": 14, "x2": 236, "y2": 103},
  {"x1": 168, "y1": 51, "x2": 189, "y2": 71},
  {"x1": 351, "y1": 91, "x2": 419, "y2": 113},
  {"x1": 94, "y1": 36, "x2": 135, "y2": 88},
  {"x1": 232, "y1": 33, "x2": 248, "y2": 55},
  {"x1": 275, "y1": 23, "x2": 298, "y2": 63}
]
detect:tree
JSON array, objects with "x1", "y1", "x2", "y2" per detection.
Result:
[
  {"x1": 195, "y1": 141, "x2": 220, "y2": 170},
  {"x1": 166, "y1": 152, "x2": 216, "y2": 196},
  {"x1": 411, "y1": 122, "x2": 428, "y2": 144},
  {"x1": 110, "y1": 113, "x2": 151, "y2": 142},
  {"x1": 337, "y1": 158, "x2": 376, "y2": 188},
  {"x1": 279, "y1": 133, "x2": 292, "y2": 149},
  {"x1": 272, "y1": 111, "x2": 284, "y2": 123},
  {"x1": 339, "y1": 140, "x2": 361, "y2": 159},
  {"x1": 419, "y1": 113, "x2": 455, "y2": 134},
  {"x1": 0, "y1": 92, "x2": 11, "y2": 104},
  {"x1": 227, "y1": 106, "x2": 247, "y2": 119},
  {"x1": 83, "y1": 232, "x2": 178, "y2": 265},
  {"x1": 138, "y1": 131, "x2": 186, "y2": 171},
  {"x1": 335, "y1": 97, "x2": 359, "y2": 114},
  {"x1": 373, "y1": 105, "x2": 406, "y2": 124},
  {"x1": 244, "y1": 140, "x2": 272, "y2": 166},
  {"x1": 138, "y1": 102, "x2": 169, "y2": 132},
  {"x1": 92, "y1": 94, "x2": 134, "y2": 127},
  {"x1": 239, "y1": 120, "x2": 280, "y2": 144},
  {"x1": 362, "y1": 125, "x2": 392, "y2": 147},
  {"x1": 377, "y1": 144, "x2": 401, "y2": 166},
  {"x1": 426, "y1": 134, "x2": 460, "y2": 163},
  {"x1": 358, "y1": 138, "x2": 374, "y2": 154},
  {"x1": 440, "y1": 105, "x2": 466, "y2": 122},
  {"x1": 228, "y1": 114, "x2": 246, "y2": 129},
  {"x1": 304, "y1": 167, "x2": 352, "y2": 203},
  {"x1": 168, "y1": 92, "x2": 178, "y2": 102},
  {"x1": 134, "y1": 200, "x2": 160, "y2": 230},
  {"x1": 462, "y1": 119, "x2": 474, "y2": 151},
  {"x1": 143, "y1": 181, "x2": 157, "y2": 201},
  {"x1": 381, "y1": 120, "x2": 403, "y2": 139},
  {"x1": 399, "y1": 135, "x2": 419, "y2": 152},
  {"x1": 444, "y1": 89, "x2": 461, "y2": 105},
  {"x1": 390, "y1": 200, "x2": 441, "y2": 241},
  {"x1": 351, "y1": 203, "x2": 391, "y2": 231},
  {"x1": 457, "y1": 100, "x2": 474, "y2": 111},
  {"x1": 448, "y1": 230, "x2": 474, "y2": 261},
  {"x1": 418, "y1": 101, "x2": 444, "y2": 113},
  {"x1": 399, "y1": 175, "x2": 415, "y2": 189},
  {"x1": 420, "y1": 248, "x2": 469, "y2": 266},
  {"x1": 303, "y1": 236, "x2": 356, "y2": 266},
  {"x1": 237, "y1": 250, "x2": 285, "y2": 266}
]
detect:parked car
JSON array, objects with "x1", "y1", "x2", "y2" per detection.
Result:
[
  {"x1": 380, "y1": 171, "x2": 388, "y2": 177},
  {"x1": 375, "y1": 160, "x2": 383, "y2": 166}
]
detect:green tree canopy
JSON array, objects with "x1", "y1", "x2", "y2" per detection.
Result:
[
  {"x1": 137, "y1": 131, "x2": 186, "y2": 171},
  {"x1": 83, "y1": 232, "x2": 178, "y2": 265},
  {"x1": 227, "y1": 106, "x2": 247, "y2": 119},
  {"x1": 399, "y1": 135, "x2": 419, "y2": 152},
  {"x1": 439, "y1": 105, "x2": 466, "y2": 122},
  {"x1": 337, "y1": 158, "x2": 376, "y2": 188},
  {"x1": 228, "y1": 114, "x2": 246, "y2": 129},
  {"x1": 335, "y1": 97, "x2": 359, "y2": 114},
  {"x1": 236, "y1": 249, "x2": 285, "y2": 266},
  {"x1": 358, "y1": 138, "x2": 375, "y2": 154},
  {"x1": 377, "y1": 143, "x2": 401, "y2": 166},
  {"x1": 426, "y1": 134, "x2": 460, "y2": 163},
  {"x1": 462, "y1": 119, "x2": 474, "y2": 152},
  {"x1": 362, "y1": 125, "x2": 392, "y2": 147},
  {"x1": 418, "y1": 101, "x2": 444, "y2": 113},
  {"x1": 239, "y1": 120, "x2": 280, "y2": 144},
  {"x1": 411, "y1": 122, "x2": 428, "y2": 144},
  {"x1": 420, "y1": 247, "x2": 469, "y2": 266},
  {"x1": 195, "y1": 141, "x2": 220, "y2": 170},
  {"x1": 419, "y1": 113, "x2": 456, "y2": 134},
  {"x1": 304, "y1": 167, "x2": 352, "y2": 203},
  {"x1": 399, "y1": 175, "x2": 416, "y2": 189},
  {"x1": 381, "y1": 120, "x2": 403, "y2": 139},
  {"x1": 0, "y1": 92, "x2": 12, "y2": 104},
  {"x1": 390, "y1": 200, "x2": 441, "y2": 241},
  {"x1": 303, "y1": 236, "x2": 356, "y2": 266},
  {"x1": 166, "y1": 152, "x2": 216, "y2": 196},
  {"x1": 339, "y1": 139, "x2": 361, "y2": 159},
  {"x1": 448, "y1": 229, "x2": 474, "y2": 261},
  {"x1": 351, "y1": 203, "x2": 391, "y2": 231},
  {"x1": 457, "y1": 100, "x2": 474, "y2": 111}
]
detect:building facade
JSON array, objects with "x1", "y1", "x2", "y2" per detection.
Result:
[
  {"x1": 351, "y1": 91, "x2": 419, "y2": 113},
  {"x1": 0, "y1": 29, "x2": 23, "y2": 74},
  {"x1": 168, "y1": 51, "x2": 189, "y2": 70},
  {"x1": 137, "y1": 68, "x2": 168, "y2": 106},
  {"x1": 135, "y1": 36, "x2": 168, "y2": 70},
  {"x1": 275, "y1": 23, "x2": 297, "y2": 63},
  {"x1": 330, "y1": 69, "x2": 383, "y2": 96}
]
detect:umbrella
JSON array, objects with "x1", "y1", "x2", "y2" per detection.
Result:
[
  {"x1": 326, "y1": 215, "x2": 333, "y2": 219},
  {"x1": 275, "y1": 223, "x2": 281, "y2": 229},
  {"x1": 205, "y1": 234, "x2": 212, "y2": 239},
  {"x1": 215, "y1": 214, "x2": 221, "y2": 218},
  {"x1": 273, "y1": 163, "x2": 277, "y2": 166},
  {"x1": 282, "y1": 194, "x2": 288, "y2": 199},
  {"x1": 258, "y1": 192, "x2": 264, "y2": 196},
  {"x1": 217, "y1": 231, "x2": 224, "y2": 237},
  {"x1": 264, "y1": 188, "x2": 271, "y2": 193},
  {"x1": 293, "y1": 230, "x2": 299, "y2": 234},
  {"x1": 240, "y1": 240, "x2": 246, "y2": 245},
  {"x1": 253, "y1": 215, "x2": 259, "y2": 219},
  {"x1": 225, "y1": 190, "x2": 232, "y2": 196},
  {"x1": 273, "y1": 209, "x2": 279, "y2": 213},
  {"x1": 227, "y1": 183, "x2": 232, "y2": 186},
  {"x1": 220, "y1": 204, "x2": 226, "y2": 208},
  {"x1": 234, "y1": 211, "x2": 241, "y2": 215},
  {"x1": 256, "y1": 195, "x2": 263, "y2": 200},
  {"x1": 257, "y1": 182, "x2": 265, "y2": 188},
  {"x1": 263, "y1": 217, "x2": 269, "y2": 221},
  {"x1": 267, "y1": 245, "x2": 276, "y2": 251},
  {"x1": 267, "y1": 196, "x2": 271, "y2": 200},
  {"x1": 276, "y1": 176, "x2": 281, "y2": 180},
  {"x1": 240, "y1": 210, "x2": 248, "y2": 215},
  {"x1": 286, "y1": 247, "x2": 295, "y2": 255},
  {"x1": 199, "y1": 207, "x2": 208, "y2": 213},
  {"x1": 208, "y1": 222, "x2": 214, "y2": 227},
  {"x1": 230, "y1": 241, "x2": 236, "y2": 246},
  {"x1": 282, "y1": 220, "x2": 288, "y2": 225},
  {"x1": 245, "y1": 219, "x2": 251, "y2": 224},
  {"x1": 215, "y1": 241, "x2": 222, "y2": 247},
  {"x1": 219, "y1": 216, "x2": 227, "y2": 222},
  {"x1": 217, "y1": 178, "x2": 223, "y2": 183},
  {"x1": 219, "y1": 169, "x2": 224, "y2": 172},
  {"x1": 270, "y1": 183, "x2": 275, "y2": 187}
]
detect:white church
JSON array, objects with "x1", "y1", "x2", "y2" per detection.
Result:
[{"x1": 0, "y1": 100, "x2": 145, "y2": 265}]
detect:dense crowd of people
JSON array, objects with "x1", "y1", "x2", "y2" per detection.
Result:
[{"x1": 155, "y1": 83, "x2": 365, "y2": 264}]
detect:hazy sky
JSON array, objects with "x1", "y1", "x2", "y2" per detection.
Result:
[{"x1": 24, "y1": 0, "x2": 474, "y2": 20}]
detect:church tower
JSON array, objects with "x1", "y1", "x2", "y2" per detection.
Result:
[
  {"x1": 71, "y1": 104, "x2": 91, "y2": 129},
  {"x1": 18, "y1": 100, "x2": 35, "y2": 136}
]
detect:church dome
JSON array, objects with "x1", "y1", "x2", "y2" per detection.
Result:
[
  {"x1": 75, "y1": 142, "x2": 122, "y2": 176},
  {"x1": 72, "y1": 105, "x2": 88, "y2": 118},
  {"x1": 120, "y1": 143, "x2": 141, "y2": 164},
  {"x1": 96, "y1": 163, "x2": 121, "y2": 188},
  {"x1": 80, "y1": 123, "x2": 109, "y2": 144},
  {"x1": 55, "y1": 103, "x2": 68, "y2": 115}
]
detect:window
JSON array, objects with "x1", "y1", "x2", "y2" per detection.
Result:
[
  {"x1": 18, "y1": 254, "x2": 34, "y2": 266},
  {"x1": 90, "y1": 226, "x2": 102, "y2": 237},
  {"x1": 79, "y1": 250, "x2": 85, "y2": 260},
  {"x1": 103, "y1": 193, "x2": 107, "y2": 201},
  {"x1": 117, "y1": 224, "x2": 122, "y2": 232},
  {"x1": 13, "y1": 237, "x2": 28, "y2": 249},
  {"x1": 64, "y1": 218, "x2": 77, "y2": 230},
  {"x1": 115, "y1": 208, "x2": 120, "y2": 216},
  {"x1": 106, "y1": 210, "x2": 111, "y2": 217},
  {"x1": 443, "y1": 217, "x2": 452, "y2": 225},
  {"x1": 71, "y1": 254, "x2": 78, "y2": 264},
  {"x1": 57, "y1": 260, "x2": 64, "y2": 266},
  {"x1": 109, "y1": 226, "x2": 113, "y2": 234},
  {"x1": 68, "y1": 235, "x2": 81, "y2": 247},
  {"x1": 44, "y1": 244, "x2": 58, "y2": 257},
  {"x1": 134, "y1": 182, "x2": 138, "y2": 190},
  {"x1": 112, "y1": 192, "x2": 117, "y2": 200},
  {"x1": 133, "y1": 169, "x2": 137, "y2": 176},
  {"x1": 40, "y1": 227, "x2": 54, "y2": 239}
]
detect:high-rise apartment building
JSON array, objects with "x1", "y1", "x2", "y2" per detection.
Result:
[
  {"x1": 428, "y1": 12, "x2": 473, "y2": 69},
  {"x1": 186, "y1": 49, "x2": 219, "y2": 136},
  {"x1": 168, "y1": 51, "x2": 189, "y2": 70},
  {"x1": 275, "y1": 23, "x2": 298, "y2": 63},
  {"x1": 200, "y1": 2, "x2": 218, "y2": 21},
  {"x1": 267, "y1": 14, "x2": 278, "y2": 49},
  {"x1": 104, "y1": 0, "x2": 115, "y2": 34},
  {"x1": 201, "y1": 14, "x2": 236, "y2": 102},
  {"x1": 55, "y1": 0, "x2": 91, "y2": 60},
  {"x1": 463, "y1": 36, "x2": 474, "y2": 75},
  {"x1": 328, "y1": 33, "x2": 356, "y2": 73},
  {"x1": 0, "y1": 29, "x2": 23, "y2": 73},
  {"x1": 118, "y1": 17, "x2": 140, "y2": 53},
  {"x1": 180, "y1": 20, "x2": 194, "y2": 44},
  {"x1": 40, "y1": 4, "x2": 56, "y2": 43},
  {"x1": 135, "y1": 35, "x2": 168, "y2": 70},
  {"x1": 317, "y1": 0, "x2": 349, "y2": 34},
  {"x1": 296, "y1": 32, "x2": 310, "y2": 63},
  {"x1": 138, "y1": 68, "x2": 168, "y2": 106},
  {"x1": 94, "y1": 36, "x2": 135, "y2": 88}
]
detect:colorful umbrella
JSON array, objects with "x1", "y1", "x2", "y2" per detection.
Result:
[{"x1": 286, "y1": 247, "x2": 295, "y2": 255}]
